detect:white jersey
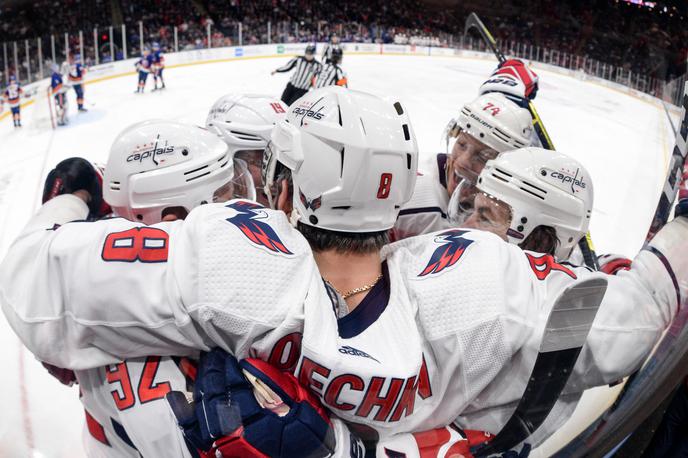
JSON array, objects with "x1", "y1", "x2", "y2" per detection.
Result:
[
  {"x1": 391, "y1": 153, "x2": 451, "y2": 241},
  {"x1": 1, "y1": 194, "x2": 684, "y2": 447},
  {"x1": 76, "y1": 356, "x2": 196, "y2": 457}
]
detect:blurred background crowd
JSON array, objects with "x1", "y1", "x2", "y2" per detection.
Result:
[{"x1": 0, "y1": 0, "x2": 686, "y2": 101}]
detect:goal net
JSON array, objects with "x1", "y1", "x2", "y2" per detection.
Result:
[{"x1": 28, "y1": 83, "x2": 58, "y2": 131}]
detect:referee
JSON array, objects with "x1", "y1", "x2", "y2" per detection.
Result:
[
  {"x1": 271, "y1": 44, "x2": 321, "y2": 105},
  {"x1": 322, "y1": 34, "x2": 342, "y2": 64},
  {"x1": 314, "y1": 48, "x2": 348, "y2": 89}
]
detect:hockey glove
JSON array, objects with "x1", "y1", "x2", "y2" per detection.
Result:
[
  {"x1": 42, "y1": 157, "x2": 111, "y2": 220},
  {"x1": 598, "y1": 254, "x2": 632, "y2": 275},
  {"x1": 166, "y1": 348, "x2": 335, "y2": 458},
  {"x1": 376, "y1": 425, "x2": 507, "y2": 458},
  {"x1": 41, "y1": 362, "x2": 77, "y2": 386},
  {"x1": 480, "y1": 58, "x2": 539, "y2": 104}
]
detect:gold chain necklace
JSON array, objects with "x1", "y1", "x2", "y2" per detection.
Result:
[{"x1": 328, "y1": 273, "x2": 383, "y2": 300}]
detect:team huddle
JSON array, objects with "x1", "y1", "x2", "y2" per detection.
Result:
[{"x1": 0, "y1": 54, "x2": 687, "y2": 458}]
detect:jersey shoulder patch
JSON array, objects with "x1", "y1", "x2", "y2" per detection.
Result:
[
  {"x1": 418, "y1": 229, "x2": 474, "y2": 277},
  {"x1": 223, "y1": 200, "x2": 293, "y2": 255}
]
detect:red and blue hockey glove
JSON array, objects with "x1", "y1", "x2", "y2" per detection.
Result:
[
  {"x1": 376, "y1": 425, "x2": 513, "y2": 458},
  {"x1": 167, "y1": 348, "x2": 335, "y2": 458},
  {"x1": 480, "y1": 58, "x2": 539, "y2": 103},
  {"x1": 42, "y1": 157, "x2": 111, "y2": 220}
]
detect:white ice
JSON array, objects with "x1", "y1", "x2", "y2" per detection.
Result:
[{"x1": 0, "y1": 54, "x2": 677, "y2": 457}]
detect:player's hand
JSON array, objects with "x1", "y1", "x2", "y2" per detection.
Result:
[
  {"x1": 166, "y1": 348, "x2": 335, "y2": 458},
  {"x1": 41, "y1": 362, "x2": 77, "y2": 386},
  {"x1": 479, "y1": 58, "x2": 539, "y2": 102},
  {"x1": 42, "y1": 157, "x2": 111, "y2": 220}
]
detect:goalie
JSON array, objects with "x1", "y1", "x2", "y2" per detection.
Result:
[{"x1": 50, "y1": 63, "x2": 69, "y2": 126}]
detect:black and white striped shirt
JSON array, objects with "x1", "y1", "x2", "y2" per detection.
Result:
[
  {"x1": 274, "y1": 57, "x2": 322, "y2": 90},
  {"x1": 322, "y1": 43, "x2": 342, "y2": 63},
  {"x1": 314, "y1": 64, "x2": 348, "y2": 89}
]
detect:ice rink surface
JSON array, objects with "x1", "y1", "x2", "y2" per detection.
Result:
[{"x1": 0, "y1": 54, "x2": 678, "y2": 457}]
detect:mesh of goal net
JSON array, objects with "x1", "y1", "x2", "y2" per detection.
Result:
[{"x1": 28, "y1": 83, "x2": 57, "y2": 131}]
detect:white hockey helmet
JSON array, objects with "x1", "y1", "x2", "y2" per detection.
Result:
[
  {"x1": 206, "y1": 94, "x2": 287, "y2": 204},
  {"x1": 451, "y1": 147, "x2": 593, "y2": 259},
  {"x1": 206, "y1": 93, "x2": 287, "y2": 151},
  {"x1": 103, "y1": 120, "x2": 249, "y2": 224},
  {"x1": 263, "y1": 86, "x2": 418, "y2": 232},
  {"x1": 443, "y1": 92, "x2": 533, "y2": 154}
]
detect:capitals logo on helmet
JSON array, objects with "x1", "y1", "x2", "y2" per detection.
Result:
[
  {"x1": 418, "y1": 230, "x2": 474, "y2": 277},
  {"x1": 299, "y1": 190, "x2": 322, "y2": 211}
]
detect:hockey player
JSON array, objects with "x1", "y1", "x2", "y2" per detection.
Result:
[
  {"x1": 50, "y1": 63, "x2": 68, "y2": 126},
  {"x1": 392, "y1": 59, "x2": 538, "y2": 240},
  {"x1": 135, "y1": 48, "x2": 152, "y2": 93},
  {"x1": 67, "y1": 53, "x2": 87, "y2": 112},
  {"x1": 151, "y1": 42, "x2": 166, "y2": 91},
  {"x1": 450, "y1": 147, "x2": 592, "y2": 260},
  {"x1": 313, "y1": 48, "x2": 347, "y2": 89},
  {"x1": 322, "y1": 33, "x2": 342, "y2": 64},
  {"x1": 3, "y1": 75, "x2": 23, "y2": 127},
  {"x1": 392, "y1": 91, "x2": 533, "y2": 240},
  {"x1": 206, "y1": 93, "x2": 288, "y2": 206},
  {"x1": 271, "y1": 44, "x2": 322, "y2": 105},
  {"x1": 2, "y1": 86, "x2": 688, "y2": 456},
  {"x1": 43, "y1": 121, "x2": 258, "y2": 457}
]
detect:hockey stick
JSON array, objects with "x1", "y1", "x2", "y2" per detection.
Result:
[
  {"x1": 645, "y1": 85, "x2": 688, "y2": 241},
  {"x1": 552, "y1": 82, "x2": 688, "y2": 458},
  {"x1": 595, "y1": 84, "x2": 687, "y2": 413},
  {"x1": 470, "y1": 276, "x2": 608, "y2": 457},
  {"x1": 464, "y1": 12, "x2": 599, "y2": 271}
]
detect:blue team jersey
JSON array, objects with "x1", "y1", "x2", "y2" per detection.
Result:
[
  {"x1": 68, "y1": 63, "x2": 85, "y2": 84},
  {"x1": 152, "y1": 50, "x2": 164, "y2": 66},
  {"x1": 137, "y1": 56, "x2": 152, "y2": 72},
  {"x1": 51, "y1": 73, "x2": 64, "y2": 94}
]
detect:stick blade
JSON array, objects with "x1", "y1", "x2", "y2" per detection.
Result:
[{"x1": 541, "y1": 276, "x2": 608, "y2": 353}]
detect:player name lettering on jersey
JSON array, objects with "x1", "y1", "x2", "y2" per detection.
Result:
[{"x1": 298, "y1": 355, "x2": 433, "y2": 423}]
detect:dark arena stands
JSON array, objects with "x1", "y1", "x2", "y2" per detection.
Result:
[{"x1": 0, "y1": 0, "x2": 686, "y2": 102}]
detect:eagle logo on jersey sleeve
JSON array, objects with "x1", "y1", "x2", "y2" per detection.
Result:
[
  {"x1": 225, "y1": 201, "x2": 293, "y2": 255},
  {"x1": 418, "y1": 230, "x2": 474, "y2": 277}
]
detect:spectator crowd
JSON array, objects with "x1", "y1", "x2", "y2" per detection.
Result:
[{"x1": 0, "y1": 0, "x2": 686, "y2": 90}]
